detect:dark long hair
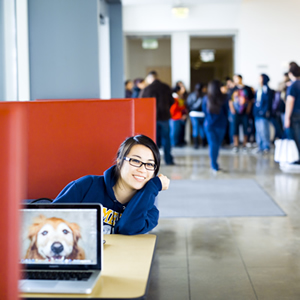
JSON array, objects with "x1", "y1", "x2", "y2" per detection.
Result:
[
  {"x1": 194, "y1": 82, "x2": 204, "y2": 99},
  {"x1": 113, "y1": 135, "x2": 161, "y2": 181},
  {"x1": 207, "y1": 80, "x2": 226, "y2": 114}
]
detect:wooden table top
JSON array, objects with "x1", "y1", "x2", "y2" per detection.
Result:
[{"x1": 22, "y1": 234, "x2": 157, "y2": 299}]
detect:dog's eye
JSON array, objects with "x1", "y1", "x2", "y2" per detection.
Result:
[
  {"x1": 62, "y1": 229, "x2": 69, "y2": 234},
  {"x1": 41, "y1": 231, "x2": 48, "y2": 236}
]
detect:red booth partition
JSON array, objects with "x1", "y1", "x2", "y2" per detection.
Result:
[
  {"x1": 27, "y1": 99, "x2": 135, "y2": 199},
  {"x1": 0, "y1": 103, "x2": 26, "y2": 300},
  {"x1": 0, "y1": 97, "x2": 156, "y2": 299},
  {"x1": 36, "y1": 97, "x2": 157, "y2": 141}
]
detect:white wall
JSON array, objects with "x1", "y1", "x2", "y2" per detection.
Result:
[
  {"x1": 123, "y1": 3, "x2": 240, "y2": 33},
  {"x1": 238, "y1": 0, "x2": 300, "y2": 90},
  {"x1": 123, "y1": 0, "x2": 300, "y2": 90}
]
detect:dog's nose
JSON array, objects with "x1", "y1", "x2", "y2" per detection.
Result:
[{"x1": 51, "y1": 242, "x2": 64, "y2": 254}]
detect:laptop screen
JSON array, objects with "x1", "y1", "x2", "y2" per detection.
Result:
[{"x1": 20, "y1": 204, "x2": 102, "y2": 270}]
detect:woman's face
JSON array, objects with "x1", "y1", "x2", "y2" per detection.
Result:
[{"x1": 119, "y1": 144, "x2": 155, "y2": 191}]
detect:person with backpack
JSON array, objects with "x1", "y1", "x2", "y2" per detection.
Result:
[
  {"x1": 270, "y1": 90, "x2": 284, "y2": 142},
  {"x1": 252, "y1": 74, "x2": 273, "y2": 154},
  {"x1": 186, "y1": 83, "x2": 207, "y2": 148}
]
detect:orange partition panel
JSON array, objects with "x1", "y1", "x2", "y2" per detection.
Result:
[
  {"x1": 132, "y1": 98, "x2": 156, "y2": 141},
  {"x1": 36, "y1": 98, "x2": 157, "y2": 142},
  {"x1": 0, "y1": 103, "x2": 26, "y2": 300},
  {"x1": 27, "y1": 99, "x2": 134, "y2": 199}
]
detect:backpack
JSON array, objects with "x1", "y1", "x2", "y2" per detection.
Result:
[
  {"x1": 187, "y1": 93, "x2": 203, "y2": 112},
  {"x1": 272, "y1": 91, "x2": 285, "y2": 114}
]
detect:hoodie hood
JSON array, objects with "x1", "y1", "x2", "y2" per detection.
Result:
[
  {"x1": 261, "y1": 74, "x2": 270, "y2": 85},
  {"x1": 103, "y1": 165, "x2": 118, "y2": 200}
]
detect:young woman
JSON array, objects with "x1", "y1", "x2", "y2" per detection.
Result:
[
  {"x1": 202, "y1": 80, "x2": 228, "y2": 173},
  {"x1": 53, "y1": 135, "x2": 170, "y2": 235}
]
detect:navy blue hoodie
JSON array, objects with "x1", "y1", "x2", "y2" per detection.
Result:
[
  {"x1": 253, "y1": 74, "x2": 273, "y2": 118},
  {"x1": 53, "y1": 165, "x2": 162, "y2": 235}
]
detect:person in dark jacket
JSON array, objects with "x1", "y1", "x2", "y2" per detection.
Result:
[
  {"x1": 253, "y1": 74, "x2": 273, "y2": 154},
  {"x1": 140, "y1": 71, "x2": 175, "y2": 165},
  {"x1": 53, "y1": 135, "x2": 170, "y2": 235},
  {"x1": 202, "y1": 80, "x2": 228, "y2": 173}
]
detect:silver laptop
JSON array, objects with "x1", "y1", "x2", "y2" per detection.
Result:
[{"x1": 19, "y1": 203, "x2": 103, "y2": 294}]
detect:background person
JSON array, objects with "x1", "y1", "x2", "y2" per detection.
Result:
[
  {"x1": 253, "y1": 74, "x2": 273, "y2": 154},
  {"x1": 202, "y1": 80, "x2": 228, "y2": 173},
  {"x1": 186, "y1": 82, "x2": 207, "y2": 149},
  {"x1": 229, "y1": 74, "x2": 254, "y2": 153},
  {"x1": 132, "y1": 78, "x2": 145, "y2": 98},
  {"x1": 140, "y1": 71, "x2": 175, "y2": 165},
  {"x1": 169, "y1": 85, "x2": 188, "y2": 147},
  {"x1": 53, "y1": 135, "x2": 170, "y2": 234},
  {"x1": 125, "y1": 80, "x2": 133, "y2": 98},
  {"x1": 285, "y1": 64, "x2": 300, "y2": 162}
]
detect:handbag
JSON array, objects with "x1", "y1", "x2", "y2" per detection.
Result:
[{"x1": 274, "y1": 139, "x2": 299, "y2": 163}]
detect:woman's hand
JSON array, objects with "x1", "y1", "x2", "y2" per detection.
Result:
[
  {"x1": 158, "y1": 174, "x2": 170, "y2": 191},
  {"x1": 285, "y1": 117, "x2": 291, "y2": 128}
]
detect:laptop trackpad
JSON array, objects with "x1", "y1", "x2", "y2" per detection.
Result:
[{"x1": 21, "y1": 281, "x2": 58, "y2": 290}]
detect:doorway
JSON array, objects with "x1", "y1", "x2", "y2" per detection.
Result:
[
  {"x1": 190, "y1": 37, "x2": 234, "y2": 90},
  {"x1": 125, "y1": 36, "x2": 172, "y2": 87}
]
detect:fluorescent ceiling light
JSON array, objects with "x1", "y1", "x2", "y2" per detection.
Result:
[
  {"x1": 200, "y1": 49, "x2": 215, "y2": 62},
  {"x1": 142, "y1": 38, "x2": 159, "y2": 49},
  {"x1": 172, "y1": 6, "x2": 189, "y2": 18}
]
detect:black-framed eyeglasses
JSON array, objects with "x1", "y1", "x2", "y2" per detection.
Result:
[{"x1": 124, "y1": 157, "x2": 157, "y2": 171}]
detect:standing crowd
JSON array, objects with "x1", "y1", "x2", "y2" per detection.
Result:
[{"x1": 125, "y1": 61, "x2": 300, "y2": 172}]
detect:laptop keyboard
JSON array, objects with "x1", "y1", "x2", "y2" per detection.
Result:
[{"x1": 23, "y1": 271, "x2": 93, "y2": 281}]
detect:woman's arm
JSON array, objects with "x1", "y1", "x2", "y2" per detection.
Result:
[
  {"x1": 285, "y1": 95, "x2": 295, "y2": 128},
  {"x1": 114, "y1": 176, "x2": 165, "y2": 235},
  {"x1": 228, "y1": 100, "x2": 236, "y2": 115}
]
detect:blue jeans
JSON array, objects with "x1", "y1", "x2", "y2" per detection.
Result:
[
  {"x1": 190, "y1": 117, "x2": 205, "y2": 140},
  {"x1": 232, "y1": 114, "x2": 248, "y2": 136},
  {"x1": 255, "y1": 117, "x2": 270, "y2": 151},
  {"x1": 169, "y1": 119, "x2": 186, "y2": 147},
  {"x1": 157, "y1": 120, "x2": 174, "y2": 164},
  {"x1": 205, "y1": 126, "x2": 226, "y2": 171}
]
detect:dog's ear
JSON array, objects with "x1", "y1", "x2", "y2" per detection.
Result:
[
  {"x1": 27, "y1": 214, "x2": 47, "y2": 244},
  {"x1": 68, "y1": 222, "x2": 82, "y2": 243}
]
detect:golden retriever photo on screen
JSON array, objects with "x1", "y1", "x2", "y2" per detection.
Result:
[{"x1": 24, "y1": 215, "x2": 85, "y2": 260}]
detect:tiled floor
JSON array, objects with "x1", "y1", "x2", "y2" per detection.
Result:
[{"x1": 147, "y1": 146, "x2": 300, "y2": 300}]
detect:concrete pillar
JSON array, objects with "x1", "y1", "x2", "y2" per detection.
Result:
[
  {"x1": 109, "y1": 2, "x2": 124, "y2": 98},
  {"x1": 171, "y1": 32, "x2": 190, "y2": 91}
]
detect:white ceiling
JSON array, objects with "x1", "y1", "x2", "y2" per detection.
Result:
[{"x1": 122, "y1": 0, "x2": 241, "y2": 6}]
